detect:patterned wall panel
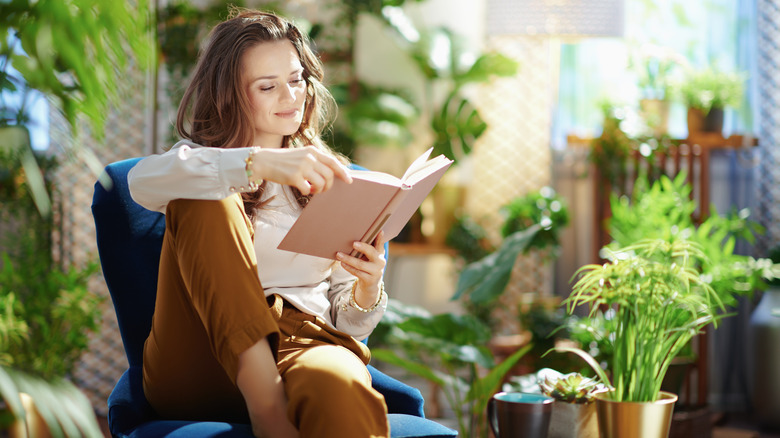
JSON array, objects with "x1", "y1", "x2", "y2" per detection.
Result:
[
  {"x1": 465, "y1": 35, "x2": 555, "y2": 332},
  {"x1": 758, "y1": 0, "x2": 780, "y2": 253}
]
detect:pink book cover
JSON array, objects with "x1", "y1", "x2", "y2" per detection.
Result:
[{"x1": 277, "y1": 149, "x2": 452, "y2": 259}]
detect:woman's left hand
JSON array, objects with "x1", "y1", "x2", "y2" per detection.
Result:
[{"x1": 336, "y1": 231, "x2": 387, "y2": 308}]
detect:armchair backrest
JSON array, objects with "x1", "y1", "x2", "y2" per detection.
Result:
[{"x1": 92, "y1": 158, "x2": 165, "y2": 368}]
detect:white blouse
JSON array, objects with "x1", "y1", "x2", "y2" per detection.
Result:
[{"x1": 127, "y1": 140, "x2": 387, "y2": 340}]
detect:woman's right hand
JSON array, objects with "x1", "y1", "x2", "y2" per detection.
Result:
[{"x1": 252, "y1": 146, "x2": 352, "y2": 195}]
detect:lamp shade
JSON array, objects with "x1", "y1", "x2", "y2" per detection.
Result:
[{"x1": 486, "y1": 0, "x2": 625, "y2": 37}]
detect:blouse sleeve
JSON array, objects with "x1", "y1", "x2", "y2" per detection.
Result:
[
  {"x1": 328, "y1": 264, "x2": 387, "y2": 341},
  {"x1": 127, "y1": 140, "x2": 257, "y2": 213}
]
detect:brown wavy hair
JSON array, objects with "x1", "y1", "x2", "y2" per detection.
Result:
[{"x1": 175, "y1": 8, "x2": 345, "y2": 217}]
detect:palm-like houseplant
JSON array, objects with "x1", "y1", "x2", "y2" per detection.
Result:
[
  {"x1": 562, "y1": 238, "x2": 724, "y2": 404},
  {"x1": 554, "y1": 238, "x2": 729, "y2": 436}
]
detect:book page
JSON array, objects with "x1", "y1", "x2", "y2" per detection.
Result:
[
  {"x1": 401, "y1": 148, "x2": 434, "y2": 181},
  {"x1": 350, "y1": 169, "x2": 402, "y2": 186},
  {"x1": 383, "y1": 159, "x2": 452, "y2": 238},
  {"x1": 402, "y1": 154, "x2": 453, "y2": 186}
]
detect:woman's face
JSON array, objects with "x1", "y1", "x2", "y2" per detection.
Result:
[{"x1": 242, "y1": 40, "x2": 307, "y2": 148}]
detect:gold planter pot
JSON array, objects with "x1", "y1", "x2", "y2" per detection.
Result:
[
  {"x1": 6, "y1": 393, "x2": 52, "y2": 438},
  {"x1": 595, "y1": 391, "x2": 677, "y2": 438}
]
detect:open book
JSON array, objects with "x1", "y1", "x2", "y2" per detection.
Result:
[{"x1": 278, "y1": 148, "x2": 453, "y2": 259}]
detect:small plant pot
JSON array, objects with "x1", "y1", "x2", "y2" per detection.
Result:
[
  {"x1": 595, "y1": 391, "x2": 677, "y2": 438},
  {"x1": 488, "y1": 392, "x2": 554, "y2": 438},
  {"x1": 639, "y1": 99, "x2": 670, "y2": 137},
  {"x1": 686, "y1": 107, "x2": 724, "y2": 135},
  {"x1": 548, "y1": 401, "x2": 599, "y2": 438}
]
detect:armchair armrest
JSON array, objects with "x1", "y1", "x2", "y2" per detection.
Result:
[
  {"x1": 107, "y1": 367, "x2": 158, "y2": 437},
  {"x1": 368, "y1": 364, "x2": 425, "y2": 418}
]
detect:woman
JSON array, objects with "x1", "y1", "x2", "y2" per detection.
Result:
[{"x1": 128, "y1": 9, "x2": 390, "y2": 438}]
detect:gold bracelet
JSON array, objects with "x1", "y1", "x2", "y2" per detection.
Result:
[
  {"x1": 349, "y1": 281, "x2": 385, "y2": 313},
  {"x1": 244, "y1": 146, "x2": 262, "y2": 191}
]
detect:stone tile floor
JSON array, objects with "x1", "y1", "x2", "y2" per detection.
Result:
[{"x1": 715, "y1": 412, "x2": 780, "y2": 438}]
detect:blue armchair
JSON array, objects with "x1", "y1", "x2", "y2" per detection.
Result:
[{"x1": 92, "y1": 158, "x2": 457, "y2": 438}]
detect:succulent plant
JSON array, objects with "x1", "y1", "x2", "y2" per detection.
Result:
[{"x1": 539, "y1": 372, "x2": 604, "y2": 404}]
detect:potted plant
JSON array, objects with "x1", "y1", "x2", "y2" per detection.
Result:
[
  {"x1": 671, "y1": 67, "x2": 745, "y2": 135},
  {"x1": 502, "y1": 368, "x2": 607, "y2": 438},
  {"x1": 539, "y1": 370, "x2": 605, "y2": 438},
  {"x1": 630, "y1": 44, "x2": 687, "y2": 136},
  {"x1": 558, "y1": 238, "x2": 727, "y2": 438}
]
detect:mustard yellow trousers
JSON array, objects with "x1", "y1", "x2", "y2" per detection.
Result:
[{"x1": 142, "y1": 195, "x2": 389, "y2": 437}]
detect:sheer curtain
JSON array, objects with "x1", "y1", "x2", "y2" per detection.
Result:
[{"x1": 552, "y1": 0, "x2": 758, "y2": 146}]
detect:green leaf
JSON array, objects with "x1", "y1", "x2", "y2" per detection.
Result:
[
  {"x1": 468, "y1": 343, "x2": 532, "y2": 410},
  {"x1": 431, "y1": 92, "x2": 486, "y2": 160},
  {"x1": 0, "y1": 367, "x2": 24, "y2": 422},
  {"x1": 20, "y1": 143, "x2": 51, "y2": 217},
  {"x1": 456, "y1": 53, "x2": 519, "y2": 85},
  {"x1": 0, "y1": 72, "x2": 18, "y2": 92},
  {"x1": 453, "y1": 225, "x2": 541, "y2": 303},
  {"x1": 8, "y1": 371, "x2": 64, "y2": 438},
  {"x1": 371, "y1": 348, "x2": 461, "y2": 390},
  {"x1": 54, "y1": 378, "x2": 103, "y2": 438},
  {"x1": 396, "y1": 312, "x2": 492, "y2": 348}
]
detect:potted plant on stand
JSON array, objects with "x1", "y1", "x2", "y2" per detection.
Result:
[
  {"x1": 556, "y1": 238, "x2": 729, "y2": 438},
  {"x1": 631, "y1": 44, "x2": 687, "y2": 137},
  {"x1": 672, "y1": 67, "x2": 745, "y2": 136}
]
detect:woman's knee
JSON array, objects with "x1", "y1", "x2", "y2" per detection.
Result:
[
  {"x1": 284, "y1": 346, "x2": 384, "y2": 410},
  {"x1": 286, "y1": 345, "x2": 371, "y2": 391},
  {"x1": 284, "y1": 346, "x2": 387, "y2": 431}
]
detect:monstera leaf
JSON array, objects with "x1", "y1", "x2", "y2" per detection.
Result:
[{"x1": 453, "y1": 225, "x2": 541, "y2": 304}]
